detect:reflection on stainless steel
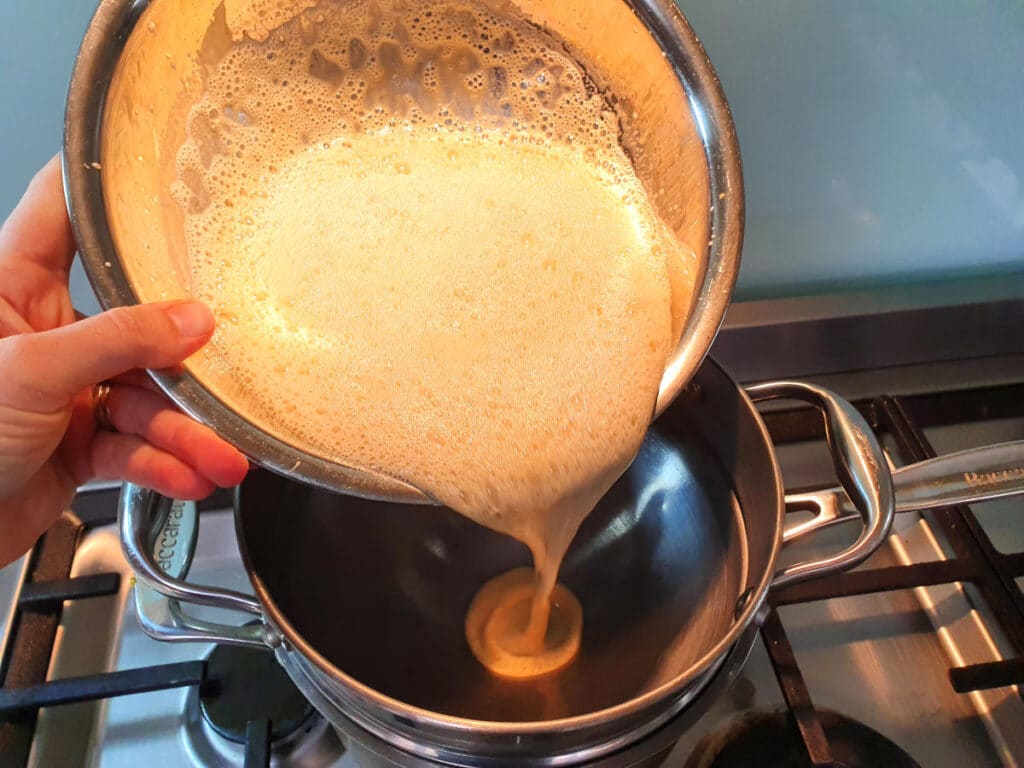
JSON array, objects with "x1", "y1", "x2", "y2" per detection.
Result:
[
  {"x1": 748, "y1": 380, "x2": 894, "y2": 588},
  {"x1": 121, "y1": 418, "x2": 755, "y2": 762},
  {"x1": 75, "y1": 480, "x2": 123, "y2": 494},
  {"x1": 773, "y1": 531, "x2": 1006, "y2": 767},
  {"x1": 670, "y1": 498, "x2": 1010, "y2": 767},
  {"x1": 0, "y1": 556, "x2": 28, "y2": 675},
  {"x1": 122, "y1": 488, "x2": 273, "y2": 650},
  {"x1": 889, "y1": 518, "x2": 1024, "y2": 765},
  {"x1": 120, "y1": 487, "x2": 262, "y2": 617},
  {"x1": 30, "y1": 528, "x2": 132, "y2": 768},
  {"x1": 182, "y1": 689, "x2": 345, "y2": 768},
  {"x1": 23, "y1": 511, "x2": 753, "y2": 768},
  {"x1": 785, "y1": 440, "x2": 1024, "y2": 540}
]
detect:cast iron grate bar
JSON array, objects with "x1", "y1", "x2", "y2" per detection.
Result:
[
  {"x1": 770, "y1": 559, "x2": 982, "y2": 606},
  {"x1": 880, "y1": 394, "x2": 1024, "y2": 659},
  {"x1": 17, "y1": 574, "x2": 121, "y2": 608},
  {"x1": 895, "y1": 383, "x2": 1024, "y2": 430},
  {"x1": 760, "y1": 608, "x2": 835, "y2": 768},
  {"x1": 0, "y1": 513, "x2": 82, "y2": 768},
  {"x1": 1002, "y1": 552, "x2": 1024, "y2": 578},
  {"x1": 761, "y1": 398, "x2": 878, "y2": 445},
  {"x1": 244, "y1": 719, "x2": 272, "y2": 768},
  {"x1": 69, "y1": 488, "x2": 121, "y2": 528},
  {"x1": 757, "y1": 384, "x2": 1023, "y2": 766},
  {"x1": 0, "y1": 661, "x2": 206, "y2": 714},
  {"x1": 950, "y1": 658, "x2": 1024, "y2": 693}
]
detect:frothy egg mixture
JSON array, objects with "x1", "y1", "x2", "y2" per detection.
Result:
[{"x1": 176, "y1": 0, "x2": 697, "y2": 679}]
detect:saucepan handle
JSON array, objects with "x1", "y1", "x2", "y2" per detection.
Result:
[
  {"x1": 746, "y1": 381, "x2": 895, "y2": 590},
  {"x1": 119, "y1": 483, "x2": 279, "y2": 650},
  {"x1": 784, "y1": 440, "x2": 1024, "y2": 537}
]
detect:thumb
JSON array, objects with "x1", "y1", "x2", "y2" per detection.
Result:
[{"x1": 5, "y1": 300, "x2": 215, "y2": 408}]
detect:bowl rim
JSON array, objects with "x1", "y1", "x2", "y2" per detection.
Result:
[{"x1": 63, "y1": 0, "x2": 744, "y2": 504}]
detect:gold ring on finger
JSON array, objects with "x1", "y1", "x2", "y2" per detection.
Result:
[{"x1": 94, "y1": 381, "x2": 115, "y2": 432}]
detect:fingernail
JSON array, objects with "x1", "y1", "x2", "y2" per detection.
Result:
[{"x1": 165, "y1": 301, "x2": 214, "y2": 338}]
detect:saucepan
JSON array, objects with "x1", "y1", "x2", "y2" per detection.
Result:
[
  {"x1": 119, "y1": 356, "x2": 1024, "y2": 765},
  {"x1": 63, "y1": 0, "x2": 741, "y2": 501}
]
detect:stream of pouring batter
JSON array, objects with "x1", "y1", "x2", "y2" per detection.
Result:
[{"x1": 175, "y1": 0, "x2": 697, "y2": 679}]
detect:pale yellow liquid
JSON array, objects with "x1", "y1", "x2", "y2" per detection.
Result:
[{"x1": 177, "y1": 0, "x2": 697, "y2": 679}]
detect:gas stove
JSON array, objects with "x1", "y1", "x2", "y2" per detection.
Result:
[{"x1": 2, "y1": 286, "x2": 1023, "y2": 768}]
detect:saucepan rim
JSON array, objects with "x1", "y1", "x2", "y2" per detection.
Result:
[{"x1": 233, "y1": 356, "x2": 784, "y2": 736}]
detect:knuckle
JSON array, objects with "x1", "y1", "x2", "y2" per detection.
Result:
[
  {"x1": 0, "y1": 335, "x2": 37, "y2": 398},
  {"x1": 89, "y1": 432, "x2": 118, "y2": 477},
  {"x1": 104, "y1": 307, "x2": 144, "y2": 341},
  {"x1": 103, "y1": 307, "x2": 159, "y2": 357},
  {"x1": 0, "y1": 333, "x2": 30, "y2": 366},
  {"x1": 167, "y1": 419, "x2": 194, "y2": 453}
]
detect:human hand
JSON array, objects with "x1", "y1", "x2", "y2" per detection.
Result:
[{"x1": 0, "y1": 155, "x2": 249, "y2": 566}]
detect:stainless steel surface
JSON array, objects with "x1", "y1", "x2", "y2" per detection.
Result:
[
  {"x1": 133, "y1": 582, "x2": 270, "y2": 650},
  {"x1": 76, "y1": 479, "x2": 124, "y2": 494},
  {"x1": 0, "y1": 555, "x2": 28, "y2": 674},
  {"x1": 877, "y1": 439, "x2": 1024, "y2": 512},
  {"x1": 120, "y1": 486, "x2": 262, "y2": 617},
  {"x1": 786, "y1": 440, "x2": 1024, "y2": 542},
  {"x1": 28, "y1": 512, "x2": 320, "y2": 768},
  {"x1": 120, "y1": 364, "x2": 761, "y2": 763},
  {"x1": 122, "y1": 488, "x2": 275, "y2": 650},
  {"x1": 29, "y1": 525, "x2": 134, "y2": 767},
  {"x1": 63, "y1": 0, "x2": 742, "y2": 503},
  {"x1": 888, "y1": 512, "x2": 1024, "y2": 765},
  {"x1": 915, "y1": 414, "x2": 1024, "y2": 766},
  {"x1": 747, "y1": 380, "x2": 895, "y2": 589},
  {"x1": 714, "y1": 274, "x2": 1024, "y2": 384},
  {"x1": 660, "y1": 409, "x2": 1024, "y2": 768},
  {"x1": 288, "y1": 627, "x2": 759, "y2": 768},
  {"x1": 671, "y1": 531, "x2": 1009, "y2": 768}
]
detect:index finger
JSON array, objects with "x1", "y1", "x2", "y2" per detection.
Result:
[{"x1": 0, "y1": 154, "x2": 77, "y2": 276}]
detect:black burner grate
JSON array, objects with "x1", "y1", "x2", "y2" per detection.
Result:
[
  {"x1": 0, "y1": 489, "x2": 259, "y2": 768},
  {"x1": 758, "y1": 382, "x2": 1024, "y2": 768}
]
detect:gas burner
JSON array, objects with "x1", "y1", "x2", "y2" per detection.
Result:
[
  {"x1": 683, "y1": 709, "x2": 921, "y2": 768},
  {"x1": 199, "y1": 643, "x2": 315, "y2": 744},
  {"x1": 184, "y1": 643, "x2": 346, "y2": 766}
]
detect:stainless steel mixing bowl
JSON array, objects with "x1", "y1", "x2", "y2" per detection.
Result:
[{"x1": 63, "y1": 0, "x2": 743, "y2": 501}]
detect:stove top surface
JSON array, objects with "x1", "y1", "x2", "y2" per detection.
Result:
[{"x1": 2, "y1": 343, "x2": 1023, "y2": 767}]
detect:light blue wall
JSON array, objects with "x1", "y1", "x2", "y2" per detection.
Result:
[
  {"x1": 678, "y1": 1, "x2": 1024, "y2": 298},
  {"x1": 1, "y1": 2, "x2": 1022, "y2": 307},
  {"x1": 1, "y1": 0, "x2": 99, "y2": 314}
]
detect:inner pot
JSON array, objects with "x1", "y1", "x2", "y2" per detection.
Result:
[
  {"x1": 65, "y1": 0, "x2": 742, "y2": 499},
  {"x1": 235, "y1": 358, "x2": 781, "y2": 731}
]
